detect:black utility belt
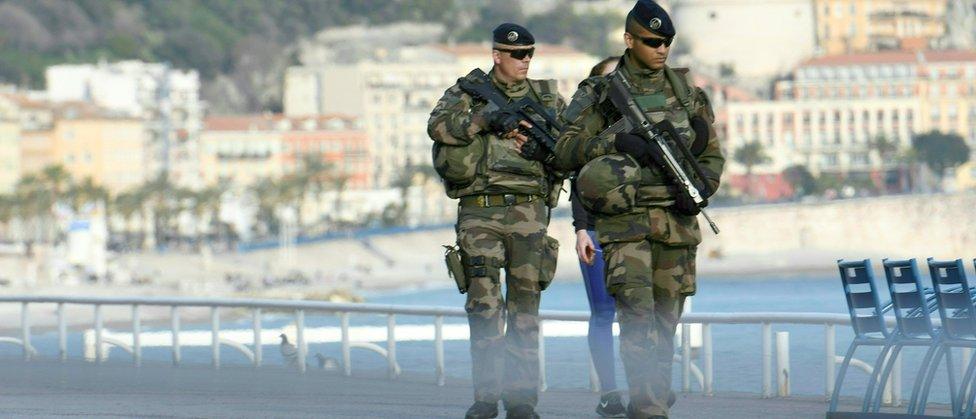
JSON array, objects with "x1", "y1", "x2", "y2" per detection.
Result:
[{"x1": 458, "y1": 193, "x2": 538, "y2": 208}]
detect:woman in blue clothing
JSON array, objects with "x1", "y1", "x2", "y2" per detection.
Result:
[{"x1": 573, "y1": 56, "x2": 626, "y2": 418}]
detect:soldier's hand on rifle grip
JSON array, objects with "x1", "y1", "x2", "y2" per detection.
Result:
[
  {"x1": 487, "y1": 109, "x2": 521, "y2": 135},
  {"x1": 672, "y1": 191, "x2": 703, "y2": 216},
  {"x1": 512, "y1": 119, "x2": 533, "y2": 149},
  {"x1": 614, "y1": 133, "x2": 652, "y2": 167},
  {"x1": 690, "y1": 116, "x2": 710, "y2": 156}
]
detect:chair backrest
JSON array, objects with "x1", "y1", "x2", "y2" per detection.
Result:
[
  {"x1": 927, "y1": 258, "x2": 976, "y2": 340},
  {"x1": 882, "y1": 258, "x2": 937, "y2": 339},
  {"x1": 838, "y1": 259, "x2": 891, "y2": 339}
]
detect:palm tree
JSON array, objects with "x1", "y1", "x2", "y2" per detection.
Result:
[
  {"x1": 113, "y1": 189, "x2": 145, "y2": 247},
  {"x1": 40, "y1": 164, "x2": 72, "y2": 203},
  {"x1": 733, "y1": 142, "x2": 771, "y2": 198},
  {"x1": 390, "y1": 164, "x2": 438, "y2": 225},
  {"x1": 331, "y1": 174, "x2": 349, "y2": 223},
  {"x1": 36, "y1": 165, "x2": 73, "y2": 241},
  {"x1": 137, "y1": 174, "x2": 175, "y2": 249},
  {"x1": 289, "y1": 155, "x2": 335, "y2": 230},
  {"x1": 189, "y1": 181, "x2": 228, "y2": 248},
  {"x1": 0, "y1": 194, "x2": 15, "y2": 237},
  {"x1": 869, "y1": 134, "x2": 899, "y2": 165},
  {"x1": 251, "y1": 177, "x2": 286, "y2": 237},
  {"x1": 66, "y1": 177, "x2": 109, "y2": 214},
  {"x1": 15, "y1": 174, "x2": 52, "y2": 242}
]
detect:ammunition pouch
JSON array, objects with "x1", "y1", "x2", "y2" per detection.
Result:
[
  {"x1": 539, "y1": 235, "x2": 559, "y2": 291},
  {"x1": 443, "y1": 244, "x2": 467, "y2": 294}
]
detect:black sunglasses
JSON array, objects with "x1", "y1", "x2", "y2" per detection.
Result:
[
  {"x1": 633, "y1": 34, "x2": 673, "y2": 48},
  {"x1": 495, "y1": 47, "x2": 535, "y2": 60}
]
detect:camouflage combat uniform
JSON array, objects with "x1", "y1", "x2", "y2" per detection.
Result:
[
  {"x1": 554, "y1": 52, "x2": 724, "y2": 418},
  {"x1": 428, "y1": 69, "x2": 565, "y2": 410}
]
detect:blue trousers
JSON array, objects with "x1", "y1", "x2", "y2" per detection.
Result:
[{"x1": 579, "y1": 230, "x2": 617, "y2": 391}]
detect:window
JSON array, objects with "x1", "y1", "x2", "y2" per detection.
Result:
[{"x1": 823, "y1": 154, "x2": 838, "y2": 167}]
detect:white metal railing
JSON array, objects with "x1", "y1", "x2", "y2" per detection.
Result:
[{"x1": 0, "y1": 295, "x2": 880, "y2": 401}]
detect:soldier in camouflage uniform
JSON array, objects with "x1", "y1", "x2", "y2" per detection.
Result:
[
  {"x1": 553, "y1": 2, "x2": 725, "y2": 418},
  {"x1": 427, "y1": 23, "x2": 565, "y2": 419}
]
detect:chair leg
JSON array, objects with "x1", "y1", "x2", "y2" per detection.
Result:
[
  {"x1": 871, "y1": 345, "x2": 904, "y2": 412},
  {"x1": 946, "y1": 347, "x2": 961, "y2": 416},
  {"x1": 863, "y1": 343, "x2": 896, "y2": 412},
  {"x1": 914, "y1": 345, "x2": 946, "y2": 415},
  {"x1": 959, "y1": 352, "x2": 976, "y2": 418},
  {"x1": 907, "y1": 344, "x2": 939, "y2": 414},
  {"x1": 829, "y1": 342, "x2": 860, "y2": 412}
]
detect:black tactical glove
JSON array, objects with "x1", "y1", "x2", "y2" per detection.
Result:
[
  {"x1": 487, "y1": 109, "x2": 521, "y2": 134},
  {"x1": 519, "y1": 138, "x2": 549, "y2": 162},
  {"x1": 672, "y1": 191, "x2": 704, "y2": 216},
  {"x1": 614, "y1": 133, "x2": 652, "y2": 166},
  {"x1": 690, "y1": 116, "x2": 710, "y2": 156}
]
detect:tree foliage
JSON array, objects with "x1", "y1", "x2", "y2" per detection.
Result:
[
  {"x1": 732, "y1": 141, "x2": 771, "y2": 175},
  {"x1": 782, "y1": 164, "x2": 815, "y2": 197},
  {"x1": 911, "y1": 131, "x2": 971, "y2": 178}
]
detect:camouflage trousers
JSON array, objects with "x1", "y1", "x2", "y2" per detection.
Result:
[
  {"x1": 601, "y1": 239, "x2": 697, "y2": 418},
  {"x1": 456, "y1": 198, "x2": 550, "y2": 409}
]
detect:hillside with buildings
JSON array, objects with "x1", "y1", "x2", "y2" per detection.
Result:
[{"x1": 0, "y1": 0, "x2": 974, "y2": 291}]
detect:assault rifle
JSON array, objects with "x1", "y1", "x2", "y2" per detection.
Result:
[
  {"x1": 457, "y1": 69, "x2": 561, "y2": 166},
  {"x1": 601, "y1": 71, "x2": 720, "y2": 234}
]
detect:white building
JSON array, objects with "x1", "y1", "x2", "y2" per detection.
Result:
[
  {"x1": 45, "y1": 61, "x2": 203, "y2": 189},
  {"x1": 284, "y1": 42, "x2": 596, "y2": 187},
  {"x1": 726, "y1": 50, "x2": 976, "y2": 176},
  {"x1": 671, "y1": 0, "x2": 817, "y2": 79},
  {"x1": 727, "y1": 98, "x2": 922, "y2": 175}
]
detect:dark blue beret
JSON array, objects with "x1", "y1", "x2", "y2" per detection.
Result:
[
  {"x1": 492, "y1": 23, "x2": 535, "y2": 46},
  {"x1": 628, "y1": 0, "x2": 675, "y2": 38}
]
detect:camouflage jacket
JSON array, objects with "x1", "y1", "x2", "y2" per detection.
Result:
[
  {"x1": 554, "y1": 52, "x2": 725, "y2": 246},
  {"x1": 427, "y1": 69, "x2": 566, "y2": 200}
]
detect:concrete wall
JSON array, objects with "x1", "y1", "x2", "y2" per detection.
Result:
[{"x1": 700, "y1": 192, "x2": 976, "y2": 260}]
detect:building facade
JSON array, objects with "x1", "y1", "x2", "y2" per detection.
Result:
[
  {"x1": 813, "y1": 0, "x2": 947, "y2": 55},
  {"x1": 0, "y1": 118, "x2": 20, "y2": 193},
  {"x1": 50, "y1": 105, "x2": 148, "y2": 194},
  {"x1": 45, "y1": 61, "x2": 203, "y2": 189},
  {"x1": 200, "y1": 114, "x2": 370, "y2": 190},
  {"x1": 283, "y1": 42, "x2": 595, "y2": 187},
  {"x1": 726, "y1": 50, "x2": 976, "y2": 176}
]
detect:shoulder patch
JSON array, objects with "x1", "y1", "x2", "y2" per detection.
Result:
[{"x1": 694, "y1": 86, "x2": 715, "y2": 120}]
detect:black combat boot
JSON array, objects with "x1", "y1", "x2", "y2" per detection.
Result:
[
  {"x1": 465, "y1": 401, "x2": 499, "y2": 419},
  {"x1": 505, "y1": 404, "x2": 540, "y2": 419},
  {"x1": 595, "y1": 390, "x2": 627, "y2": 417},
  {"x1": 625, "y1": 403, "x2": 668, "y2": 419}
]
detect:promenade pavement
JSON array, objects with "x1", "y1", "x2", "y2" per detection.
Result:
[{"x1": 0, "y1": 360, "x2": 952, "y2": 418}]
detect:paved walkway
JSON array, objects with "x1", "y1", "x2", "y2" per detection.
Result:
[{"x1": 0, "y1": 360, "x2": 953, "y2": 418}]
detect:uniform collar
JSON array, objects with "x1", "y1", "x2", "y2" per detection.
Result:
[
  {"x1": 489, "y1": 68, "x2": 530, "y2": 98},
  {"x1": 621, "y1": 50, "x2": 666, "y2": 92}
]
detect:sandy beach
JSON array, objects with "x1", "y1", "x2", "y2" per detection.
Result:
[{"x1": 6, "y1": 190, "x2": 971, "y2": 331}]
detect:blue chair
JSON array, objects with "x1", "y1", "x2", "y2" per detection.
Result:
[
  {"x1": 872, "y1": 258, "x2": 959, "y2": 415},
  {"x1": 829, "y1": 259, "x2": 894, "y2": 413},
  {"x1": 923, "y1": 258, "x2": 976, "y2": 417}
]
